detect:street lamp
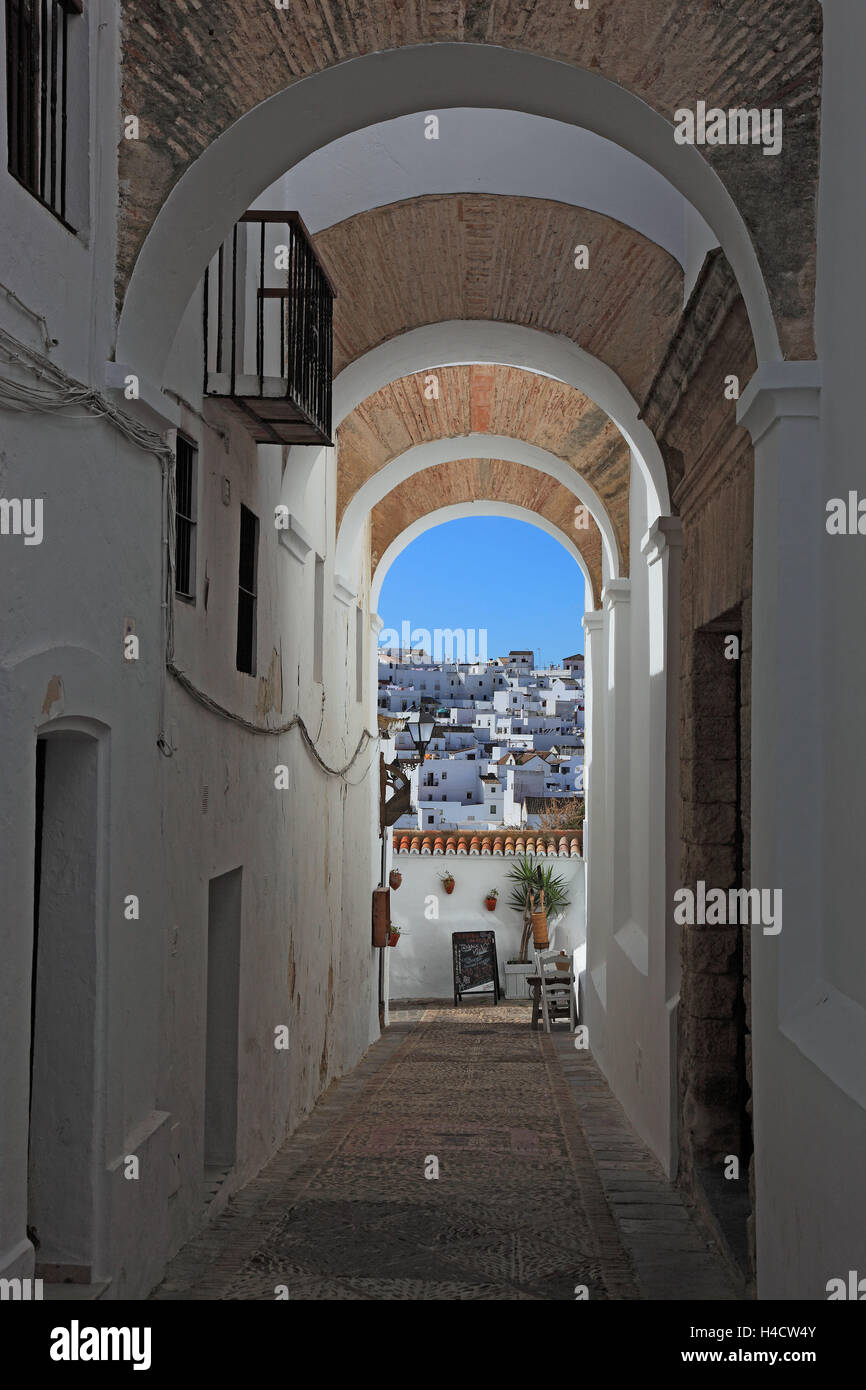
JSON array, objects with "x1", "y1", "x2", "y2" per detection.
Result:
[
  {"x1": 407, "y1": 711, "x2": 437, "y2": 760},
  {"x1": 379, "y1": 712, "x2": 439, "y2": 830}
]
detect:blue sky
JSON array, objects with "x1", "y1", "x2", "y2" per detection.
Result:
[{"x1": 377, "y1": 517, "x2": 585, "y2": 666}]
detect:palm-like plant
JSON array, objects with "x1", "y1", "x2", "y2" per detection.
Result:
[{"x1": 506, "y1": 855, "x2": 571, "y2": 962}]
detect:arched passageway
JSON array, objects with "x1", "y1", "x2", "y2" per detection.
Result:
[{"x1": 7, "y1": 0, "x2": 865, "y2": 1316}]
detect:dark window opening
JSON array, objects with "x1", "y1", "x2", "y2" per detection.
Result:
[
  {"x1": 5, "y1": 0, "x2": 82, "y2": 225},
  {"x1": 236, "y1": 505, "x2": 258, "y2": 675},
  {"x1": 174, "y1": 435, "x2": 197, "y2": 600}
]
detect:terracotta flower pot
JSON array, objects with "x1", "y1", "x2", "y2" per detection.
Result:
[
  {"x1": 485, "y1": 897, "x2": 497, "y2": 911},
  {"x1": 389, "y1": 869, "x2": 402, "y2": 890},
  {"x1": 442, "y1": 877, "x2": 455, "y2": 894},
  {"x1": 387, "y1": 930, "x2": 400, "y2": 947}
]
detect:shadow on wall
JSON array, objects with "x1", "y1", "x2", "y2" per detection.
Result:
[{"x1": 387, "y1": 852, "x2": 586, "y2": 1000}]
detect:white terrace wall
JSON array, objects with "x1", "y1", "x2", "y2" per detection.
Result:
[{"x1": 387, "y1": 851, "x2": 586, "y2": 1001}]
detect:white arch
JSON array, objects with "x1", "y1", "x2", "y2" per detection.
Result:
[
  {"x1": 371, "y1": 502, "x2": 594, "y2": 612},
  {"x1": 337, "y1": 434, "x2": 620, "y2": 582},
  {"x1": 256, "y1": 109, "x2": 716, "y2": 283},
  {"x1": 117, "y1": 43, "x2": 780, "y2": 391},
  {"x1": 332, "y1": 320, "x2": 670, "y2": 517}
]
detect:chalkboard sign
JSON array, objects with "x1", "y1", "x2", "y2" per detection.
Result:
[{"x1": 452, "y1": 930, "x2": 500, "y2": 1005}]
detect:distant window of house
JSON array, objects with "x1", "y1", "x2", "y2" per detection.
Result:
[
  {"x1": 427, "y1": 814, "x2": 434, "y2": 825},
  {"x1": 489, "y1": 804, "x2": 496, "y2": 814},
  {"x1": 174, "y1": 434, "x2": 197, "y2": 600},
  {"x1": 313, "y1": 554, "x2": 324, "y2": 683},
  {"x1": 236, "y1": 504, "x2": 259, "y2": 675},
  {"x1": 5, "y1": 0, "x2": 84, "y2": 226}
]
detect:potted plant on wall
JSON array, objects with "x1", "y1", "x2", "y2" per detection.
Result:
[
  {"x1": 387, "y1": 921, "x2": 404, "y2": 947},
  {"x1": 484, "y1": 888, "x2": 499, "y2": 911},
  {"x1": 389, "y1": 868, "x2": 402, "y2": 890},
  {"x1": 439, "y1": 872, "x2": 455, "y2": 895},
  {"x1": 503, "y1": 855, "x2": 571, "y2": 998}
]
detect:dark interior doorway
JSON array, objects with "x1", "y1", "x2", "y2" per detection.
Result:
[
  {"x1": 29, "y1": 730, "x2": 99, "y2": 1282},
  {"x1": 204, "y1": 867, "x2": 242, "y2": 1195}
]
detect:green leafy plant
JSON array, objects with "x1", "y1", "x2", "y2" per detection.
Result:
[{"x1": 506, "y1": 855, "x2": 571, "y2": 962}]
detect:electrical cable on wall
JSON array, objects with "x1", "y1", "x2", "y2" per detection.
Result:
[{"x1": 0, "y1": 328, "x2": 380, "y2": 783}]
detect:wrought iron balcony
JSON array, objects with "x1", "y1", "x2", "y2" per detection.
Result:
[{"x1": 203, "y1": 212, "x2": 335, "y2": 446}]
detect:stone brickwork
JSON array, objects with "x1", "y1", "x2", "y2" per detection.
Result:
[
  {"x1": 319, "y1": 197, "x2": 682, "y2": 402},
  {"x1": 339, "y1": 364, "x2": 630, "y2": 563},
  {"x1": 118, "y1": 1, "x2": 821, "y2": 356}
]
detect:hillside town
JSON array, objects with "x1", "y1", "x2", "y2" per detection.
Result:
[{"x1": 378, "y1": 647, "x2": 585, "y2": 831}]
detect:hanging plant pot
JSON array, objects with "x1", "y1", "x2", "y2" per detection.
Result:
[
  {"x1": 484, "y1": 896, "x2": 497, "y2": 911},
  {"x1": 387, "y1": 930, "x2": 401, "y2": 947},
  {"x1": 531, "y1": 909, "x2": 549, "y2": 949},
  {"x1": 440, "y1": 875, "x2": 455, "y2": 894},
  {"x1": 389, "y1": 869, "x2": 402, "y2": 891}
]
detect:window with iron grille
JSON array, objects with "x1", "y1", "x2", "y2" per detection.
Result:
[
  {"x1": 5, "y1": 0, "x2": 82, "y2": 224},
  {"x1": 174, "y1": 435, "x2": 197, "y2": 601},
  {"x1": 236, "y1": 505, "x2": 259, "y2": 676}
]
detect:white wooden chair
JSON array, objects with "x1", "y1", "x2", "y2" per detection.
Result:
[{"x1": 534, "y1": 949, "x2": 576, "y2": 1032}]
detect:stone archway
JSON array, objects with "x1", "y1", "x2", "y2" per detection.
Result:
[
  {"x1": 332, "y1": 321, "x2": 673, "y2": 518},
  {"x1": 370, "y1": 501, "x2": 595, "y2": 613},
  {"x1": 336, "y1": 435, "x2": 621, "y2": 588},
  {"x1": 115, "y1": 39, "x2": 809, "y2": 385}
]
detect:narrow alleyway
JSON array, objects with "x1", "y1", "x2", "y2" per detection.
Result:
[{"x1": 151, "y1": 1007, "x2": 741, "y2": 1301}]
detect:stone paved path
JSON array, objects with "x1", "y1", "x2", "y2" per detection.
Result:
[{"x1": 151, "y1": 1004, "x2": 742, "y2": 1301}]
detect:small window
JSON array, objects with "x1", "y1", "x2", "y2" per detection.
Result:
[
  {"x1": 236, "y1": 505, "x2": 259, "y2": 675},
  {"x1": 489, "y1": 805, "x2": 496, "y2": 814},
  {"x1": 426, "y1": 814, "x2": 434, "y2": 826},
  {"x1": 174, "y1": 435, "x2": 197, "y2": 600},
  {"x1": 5, "y1": 0, "x2": 83, "y2": 225},
  {"x1": 313, "y1": 554, "x2": 324, "y2": 683}
]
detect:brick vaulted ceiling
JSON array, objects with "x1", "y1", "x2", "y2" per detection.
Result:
[
  {"x1": 338, "y1": 364, "x2": 630, "y2": 576},
  {"x1": 369, "y1": 458, "x2": 604, "y2": 608},
  {"x1": 316, "y1": 197, "x2": 683, "y2": 404},
  {"x1": 119, "y1": 0, "x2": 821, "y2": 355}
]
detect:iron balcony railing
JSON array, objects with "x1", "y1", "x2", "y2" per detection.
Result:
[
  {"x1": 203, "y1": 211, "x2": 335, "y2": 447},
  {"x1": 5, "y1": 0, "x2": 82, "y2": 225}
]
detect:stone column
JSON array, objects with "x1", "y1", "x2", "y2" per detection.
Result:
[
  {"x1": 582, "y1": 606, "x2": 608, "y2": 1059},
  {"x1": 641, "y1": 517, "x2": 683, "y2": 1174},
  {"x1": 603, "y1": 579, "x2": 632, "y2": 959}
]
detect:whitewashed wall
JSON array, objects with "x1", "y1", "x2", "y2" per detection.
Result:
[
  {"x1": 387, "y1": 851, "x2": 585, "y2": 1000},
  {"x1": 584, "y1": 461, "x2": 678, "y2": 1174}
]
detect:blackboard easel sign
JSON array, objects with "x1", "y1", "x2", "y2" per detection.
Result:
[{"x1": 452, "y1": 930, "x2": 500, "y2": 1005}]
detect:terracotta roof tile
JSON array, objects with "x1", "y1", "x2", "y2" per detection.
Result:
[{"x1": 395, "y1": 830, "x2": 582, "y2": 857}]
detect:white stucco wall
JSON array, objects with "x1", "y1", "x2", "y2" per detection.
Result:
[
  {"x1": 744, "y1": 0, "x2": 866, "y2": 1301},
  {"x1": 387, "y1": 851, "x2": 585, "y2": 1000},
  {"x1": 584, "y1": 462, "x2": 675, "y2": 1172}
]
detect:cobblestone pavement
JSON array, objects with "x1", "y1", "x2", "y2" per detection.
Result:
[{"x1": 151, "y1": 1004, "x2": 742, "y2": 1301}]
